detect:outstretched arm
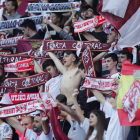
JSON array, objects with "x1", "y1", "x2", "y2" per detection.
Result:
[
  {"x1": 82, "y1": 32, "x2": 98, "y2": 41},
  {"x1": 48, "y1": 52, "x2": 66, "y2": 74},
  {"x1": 91, "y1": 89, "x2": 106, "y2": 106},
  {"x1": 72, "y1": 89, "x2": 85, "y2": 123},
  {"x1": 5, "y1": 117, "x2": 25, "y2": 135}
]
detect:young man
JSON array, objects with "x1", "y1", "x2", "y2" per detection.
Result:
[
  {"x1": 118, "y1": 50, "x2": 133, "y2": 69},
  {"x1": 21, "y1": 19, "x2": 43, "y2": 39},
  {"x1": 33, "y1": 59, "x2": 62, "y2": 100},
  {"x1": 5, "y1": 0, "x2": 21, "y2": 20},
  {"x1": 85, "y1": 5, "x2": 94, "y2": 19},
  {"x1": 6, "y1": 114, "x2": 52, "y2": 140},
  {"x1": 47, "y1": 50, "x2": 82, "y2": 106}
]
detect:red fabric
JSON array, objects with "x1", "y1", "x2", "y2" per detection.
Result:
[
  {"x1": 123, "y1": 47, "x2": 133, "y2": 53},
  {"x1": 16, "y1": 129, "x2": 28, "y2": 140},
  {"x1": 50, "y1": 107, "x2": 70, "y2": 140},
  {"x1": 121, "y1": 60, "x2": 140, "y2": 75},
  {"x1": 17, "y1": 1, "x2": 28, "y2": 16}
]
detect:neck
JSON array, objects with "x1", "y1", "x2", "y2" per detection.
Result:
[
  {"x1": 67, "y1": 63, "x2": 76, "y2": 71},
  {"x1": 10, "y1": 10, "x2": 16, "y2": 17},
  {"x1": 110, "y1": 67, "x2": 118, "y2": 75},
  {"x1": 30, "y1": 31, "x2": 37, "y2": 38},
  {"x1": 0, "y1": 119, "x2": 4, "y2": 125},
  {"x1": 95, "y1": 27, "x2": 102, "y2": 32}
]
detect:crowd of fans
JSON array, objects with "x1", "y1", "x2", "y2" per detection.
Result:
[{"x1": 0, "y1": 0, "x2": 139, "y2": 140}]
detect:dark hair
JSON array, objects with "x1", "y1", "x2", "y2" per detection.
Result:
[
  {"x1": 26, "y1": 116, "x2": 34, "y2": 123},
  {"x1": 78, "y1": 62, "x2": 84, "y2": 70},
  {"x1": 42, "y1": 59, "x2": 55, "y2": 70},
  {"x1": 104, "y1": 53, "x2": 118, "y2": 65},
  {"x1": 20, "y1": 19, "x2": 36, "y2": 31},
  {"x1": 8, "y1": 0, "x2": 18, "y2": 11},
  {"x1": 119, "y1": 50, "x2": 133, "y2": 63},
  {"x1": 52, "y1": 12, "x2": 63, "y2": 22},
  {"x1": 64, "y1": 50, "x2": 78, "y2": 63},
  {"x1": 79, "y1": 7, "x2": 86, "y2": 18},
  {"x1": 36, "y1": 114, "x2": 40, "y2": 117},
  {"x1": 56, "y1": 94, "x2": 67, "y2": 104},
  {"x1": 85, "y1": 110, "x2": 106, "y2": 140}
]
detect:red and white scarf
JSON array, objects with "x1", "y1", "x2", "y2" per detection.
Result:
[
  {"x1": 4, "y1": 58, "x2": 34, "y2": 72},
  {"x1": 74, "y1": 15, "x2": 107, "y2": 33}
]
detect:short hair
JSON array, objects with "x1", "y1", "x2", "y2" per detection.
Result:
[
  {"x1": 42, "y1": 59, "x2": 55, "y2": 70},
  {"x1": 56, "y1": 94, "x2": 67, "y2": 104},
  {"x1": 78, "y1": 62, "x2": 84, "y2": 70},
  {"x1": 119, "y1": 50, "x2": 133, "y2": 63},
  {"x1": 35, "y1": 114, "x2": 40, "y2": 117},
  {"x1": 20, "y1": 19, "x2": 36, "y2": 31},
  {"x1": 8, "y1": 0, "x2": 18, "y2": 11},
  {"x1": 64, "y1": 50, "x2": 78, "y2": 63},
  {"x1": 52, "y1": 12, "x2": 63, "y2": 22},
  {"x1": 104, "y1": 53, "x2": 118, "y2": 65}
]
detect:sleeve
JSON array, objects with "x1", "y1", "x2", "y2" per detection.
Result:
[
  {"x1": 103, "y1": 101, "x2": 116, "y2": 117},
  {"x1": 42, "y1": 129, "x2": 53, "y2": 140},
  {"x1": 59, "y1": 30, "x2": 74, "y2": 40},
  {"x1": 80, "y1": 118, "x2": 90, "y2": 134},
  {"x1": 2, "y1": 124, "x2": 13, "y2": 139}
]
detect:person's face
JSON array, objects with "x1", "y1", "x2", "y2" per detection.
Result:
[
  {"x1": 50, "y1": 13, "x2": 60, "y2": 24},
  {"x1": 45, "y1": 65, "x2": 57, "y2": 77},
  {"x1": 81, "y1": 11, "x2": 86, "y2": 19},
  {"x1": 21, "y1": 27, "x2": 30, "y2": 37},
  {"x1": 86, "y1": 8, "x2": 94, "y2": 19},
  {"x1": 78, "y1": 69, "x2": 85, "y2": 79},
  {"x1": 63, "y1": 53, "x2": 75, "y2": 67},
  {"x1": 105, "y1": 57, "x2": 117, "y2": 71},
  {"x1": 0, "y1": 65, "x2": 4, "y2": 79},
  {"x1": 6, "y1": 1, "x2": 14, "y2": 13},
  {"x1": 22, "y1": 117, "x2": 33, "y2": 129},
  {"x1": 89, "y1": 113, "x2": 97, "y2": 127},
  {"x1": 33, "y1": 116, "x2": 43, "y2": 133},
  {"x1": 118, "y1": 54, "x2": 127, "y2": 68},
  {"x1": 63, "y1": 26, "x2": 70, "y2": 34},
  {"x1": 18, "y1": 72, "x2": 28, "y2": 78},
  {"x1": 107, "y1": 31, "x2": 117, "y2": 43}
]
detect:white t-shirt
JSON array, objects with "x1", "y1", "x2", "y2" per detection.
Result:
[
  {"x1": 80, "y1": 118, "x2": 106, "y2": 140},
  {"x1": 68, "y1": 120, "x2": 86, "y2": 140},
  {"x1": 24, "y1": 128, "x2": 52, "y2": 140},
  {"x1": 103, "y1": 101, "x2": 130, "y2": 140},
  {"x1": 45, "y1": 75, "x2": 62, "y2": 100},
  {"x1": 0, "y1": 122, "x2": 13, "y2": 140}
]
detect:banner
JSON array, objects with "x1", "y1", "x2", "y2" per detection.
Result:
[
  {"x1": 0, "y1": 15, "x2": 43, "y2": 31},
  {"x1": 74, "y1": 15, "x2": 107, "y2": 33},
  {"x1": 0, "y1": 54, "x2": 29, "y2": 64},
  {"x1": 0, "y1": 35, "x2": 24, "y2": 47},
  {"x1": 117, "y1": 60, "x2": 140, "y2": 126},
  {"x1": 0, "y1": 100, "x2": 46, "y2": 118},
  {"x1": 0, "y1": 87, "x2": 15, "y2": 97},
  {"x1": 82, "y1": 77, "x2": 119, "y2": 92},
  {"x1": 26, "y1": 2, "x2": 80, "y2": 13},
  {"x1": 2, "y1": 72, "x2": 51, "y2": 90},
  {"x1": 4, "y1": 58, "x2": 34, "y2": 72}
]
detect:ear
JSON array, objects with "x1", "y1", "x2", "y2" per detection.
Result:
[
  {"x1": 128, "y1": 58, "x2": 131, "y2": 63},
  {"x1": 114, "y1": 61, "x2": 117, "y2": 66},
  {"x1": 72, "y1": 56, "x2": 76, "y2": 62}
]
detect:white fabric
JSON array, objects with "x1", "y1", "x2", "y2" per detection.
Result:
[
  {"x1": 102, "y1": 0, "x2": 130, "y2": 18},
  {"x1": 68, "y1": 120, "x2": 86, "y2": 140},
  {"x1": 103, "y1": 101, "x2": 130, "y2": 140},
  {"x1": 25, "y1": 128, "x2": 52, "y2": 140},
  {"x1": 45, "y1": 75, "x2": 62, "y2": 100},
  {"x1": 0, "y1": 122, "x2": 13, "y2": 140},
  {"x1": 118, "y1": 7, "x2": 140, "y2": 48}
]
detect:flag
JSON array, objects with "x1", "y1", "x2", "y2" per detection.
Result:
[
  {"x1": 98, "y1": 0, "x2": 140, "y2": 49},
  {"x1": 117, "y1": 60, "x2": 140, "y2": 126}
]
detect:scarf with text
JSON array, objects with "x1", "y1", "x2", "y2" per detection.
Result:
[
  {"x1": 26, "y1": 2, "x2": 80, "y2": 13},
  {"x1": 82, "y1": 77, "x2": 119, "y2": 93},
  {"x1": 2, "y1": 72, "x2": 51, "y2": 90},
  {"x1": 74, "y1": 15, "x2": 107, "y2": 33},
  {"x1": 4, "y1": 58, "x2": 34, "y2": 72},
  {"x1": 0, "y1": 86, "x2": 15, "y2": 97}
]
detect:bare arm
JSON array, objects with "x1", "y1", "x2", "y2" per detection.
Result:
[
  {"x1": 48, "y1": 52, "x2": 66, "y2": 74},
  {"x1": 72, "y1": 89, "x2": 85, "y2": 123},
  {"x1": 33, "y1": 59, "x2": 43, "y2": 73},
  {"x1": 82, "y1": 32, "x2": 97, "y2": 41},
  {"x1": 43, "y1": 17, "x2": 62, "y2": 33},
  {"x1": 93, "y1": 52, "x2": 107, "y2": 63},
  {"x1": 3, "y1": 138, "x2": 11, "y2": 140},
  {"x1": 64, "y1": 15, "x2": 73, "y2": 26},
  {"x1": 91, "y1": 89, "x2": 106, "y2": 106},
  {"x1": 5, "y1": 117, "x2": 25, "y2": 135},
  {"x1": 60, "y1": 110, "x2": 71, "y2": 123}
]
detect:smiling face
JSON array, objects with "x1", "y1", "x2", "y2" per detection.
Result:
[
  {"x1": 89, "y1": 113, "x2": 98, "y2": 127},
  {"x1": 105, "y1": 57, "x2": 117, "y2": 71}
]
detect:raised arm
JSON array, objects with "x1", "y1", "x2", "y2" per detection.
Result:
[
  {"x1": 91, "y1": 89, "x2": 106, "y2": 106},
  {"x1": 81, "y1": 31, "x2": 97, "y2": 41},
  {"x1": 72, "y1": 89, "x2": 85, "y2": 123},
  {"x1": 32, "y1": 59, "x2": 43, "y2": 73},
  {"x1": 5, "y1": 117, "x2": 25, "y2": 135},
  {"x1": 48, "y1": 52, "x2": 66, "y2": 74}
]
